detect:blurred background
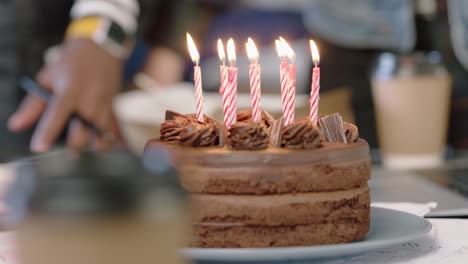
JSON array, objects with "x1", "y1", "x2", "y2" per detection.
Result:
[
  {"x1": 0, "y1": 1, "x2": 466, "y2": 263},
  {"x1": 2, "y1": 0, "x2": 468, "y2": 166}
]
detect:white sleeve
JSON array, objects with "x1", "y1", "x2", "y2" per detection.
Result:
[
  {"x1": 449, "y1": 0, "x2": 468, "y2": 71},
  {"x1": 71, "y1": 0, "x2": 139, "y2": 35}
]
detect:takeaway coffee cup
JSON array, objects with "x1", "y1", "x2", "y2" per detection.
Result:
[{"x1": 371, "y1": 52, "x2": 452, "y2": 170}]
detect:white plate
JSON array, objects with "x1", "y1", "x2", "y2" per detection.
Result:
[{"x1": 181, "y1": 207, "x2": 432, "y2": 263}]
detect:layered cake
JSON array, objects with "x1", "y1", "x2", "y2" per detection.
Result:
[{"x1": 146, "y1": 110, "x2": 371, "y2": 248}]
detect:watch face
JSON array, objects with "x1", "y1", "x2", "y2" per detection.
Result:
[
  {"x1": 67, "y1": 16, "x2": 130, "y2": 58},
  {"x1": 108, "y1": 21, "x2": 126, "y2": 44}
]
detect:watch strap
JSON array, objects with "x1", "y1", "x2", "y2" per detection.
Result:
[{"x1": 66, "y1": 16, "x2": 132, "y2": 59}]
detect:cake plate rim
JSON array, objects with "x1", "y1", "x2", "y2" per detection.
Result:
[{"x1": 180, "y1": 206, "x2": 432, "y2": 262}]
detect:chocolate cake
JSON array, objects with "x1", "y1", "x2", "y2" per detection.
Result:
[{"x1": 146, "y1": 110, "x2": 371, "y2": 248}]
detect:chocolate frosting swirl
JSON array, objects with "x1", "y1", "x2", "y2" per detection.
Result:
[
  {"x1": 236, "y1": 109, "x2": 274, "y2": 128},
  {"x1": 178, "y1": 123, "x2": 220, "y2": 147},
  {"x1": 160, "y1": 116, "x2": 219, "y2": 147},
  {"x1": 228, "y1": 122, "x2": 269, "y2": 150},
  {"x1": 281, "y1": 119, "x2": 323, "y2": 149},
  {"x1": 343, "y1": 122, "x2": 359, "y2": 143},
  {"x1": 160, "y1": 116, "x2": 197, "y2": 143}
]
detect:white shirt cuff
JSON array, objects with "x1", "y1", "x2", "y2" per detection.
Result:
[{"x1": 71, "y1": 0, "x2": 139, "y2": 35}]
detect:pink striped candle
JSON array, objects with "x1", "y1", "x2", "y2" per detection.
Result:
[
  {"x1": 286, "y1": 62, "x2": 296, "y2": 126},
  {"x1": 280, "y1": 37, "x2": 296, "y2": 126},
  {"x1": 220, "y1": 65, "x2": 229, "y2": 125},
  {"x1": 280, "y1": 60, "x2": 289, "y2": 117},
  {"x1": 219, "y1": 65, "x2": 228, "y2": 95},
  {"x1": 193, "y1": 65, "x2": 204, "y2": 122},
  {"x1": 276, "y1": 40, "x2": 290, "y2": 124},
  {"x1": 246, "y1": 38, "x2": 262, "y2": 122},
  {"x1": 217, "y1": 39, "x2": 228, "y2": 95},
  {"x1": 309, "y1": 40, "x2": 320, "y2": 123},
  {"x1": 225, "y1": 38, "x2": 238, "y2": 128},
  {"x1": 187, "y1": 33, "x2": 204, "y2": 122},
  {"x1": 217, "y1": 39, "x2": 230, "y2": 126}
]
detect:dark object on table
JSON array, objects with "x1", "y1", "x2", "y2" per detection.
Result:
[
  {"x1": 449, "y1": 169, "x2": 468, "y2": 198},
  {"x1": 12, "y1": 147, "x2": 188, "y2": 264}
]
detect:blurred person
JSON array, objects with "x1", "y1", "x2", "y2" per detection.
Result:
[
  {"x1": 199, "y1": 0, "x2": 378, "y2": 143},
  {"x1": 137, "y1": 47, "x2": 186, "y2": 87},
  {"x1": 7, "y1": 0, "x2": 141, "y2": 157},
  {"x1": 200, "y1": 0, "x2": 468, "y2": 149},
  {"x1": 302, "y1": 0, "x2": 468, "y2": 150},
  {"x1": 3, "y1": 0, "x2": 225, "y2": 160}
]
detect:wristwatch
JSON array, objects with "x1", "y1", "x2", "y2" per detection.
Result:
[{"x1": 66, "y1": 16, "x2": 133, "y2": 59}]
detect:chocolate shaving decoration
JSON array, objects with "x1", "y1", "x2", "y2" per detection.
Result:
[
  {"x1": 236, "y1": 109, "x2": 275, "y2": 128},
  {"x1": 318, "y1": 113, "x2": 347, "y2": 143},
  {"x1": 343, "y1": 122, "x2": 359, "y2": 143},
  {"x1": 165, "y1": 110, "x2": 187, "y2": 122},
  {"x1": 281, "y1": 119, "x2": 323, "y2": 149},
  {"x1": 160, "y1": 111, "x2": 220, "y2": 147},
  {"x1": 186, "y1": 113, "x2": 217, "y2": 125},
  {"x1": 269, "y1": 117, "x2": 284, "y2": 148},
  {"x1": 262, "y1": 111, "x2": 276, "y2": 127},
  {"x1": 218, "y1": 124, "x2": 228, "y2": 147},
  {"x1": 236, "y1": 109, "x2": 252, "y2": 123},
  {"x1": 228, "y1": 122, "x2": 269, "y2": 150}
]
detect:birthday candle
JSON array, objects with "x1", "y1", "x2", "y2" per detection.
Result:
[
  {"x1": 276, "y1": 40, "x2": 290, "y2": 124},
  {"x1": 279, "y1": 37, "x2": 296, "y2": 126},
  {"x1": 225, "y1": 38, "x2": 238, "y2": 128},
  {"x1": 246, "y1": 38, "x2": 262, "y2": 122},
  {"x1": 309, "y1": 40, "x2": 320, "y2": 123},
  {"x1": 217, "y1": 39, "x2": 231, "y2": 126},
  {"x1": 217, "y1": 39, "x2": 228, "y2": 95},
  {"x1": 186, "y1": 33, "x2": 204, "y2": 122}
]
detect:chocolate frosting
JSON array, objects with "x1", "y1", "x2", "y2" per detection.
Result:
[
  {"x1": 228, "y1": 122, "x2": 269, "y2": 150},
  {"x1": 281, "y1": 119, "x2": 323, "y2": 149},
  {"x1": 236, "y1": 109, "x2": 275, "y2": 128},
  {"x1": 160, "y1": 114, "x2": 219, "y2": 147},
  {"x1": 343, "y1": 122, "x2": 359, "y2": 143},
  {"x1": 160, "y1": 116, "x2": 197, "y2": 143},
  {"x1": 179, "y1": 123, "x2": 220, "y2": 147}
]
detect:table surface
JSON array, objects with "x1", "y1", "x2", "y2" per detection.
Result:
[
  {"x1": 370, "y1": 167, "x2": 468, "y2": 216},
  {"x1": 1, "y1": 161, "x2": 467, "y2": 264}
]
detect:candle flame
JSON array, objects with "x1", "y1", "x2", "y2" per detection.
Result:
[
  {"x1": 227, "y1": 38, "x2": 236, "y2": 65},
  {"x1": 217, "y1": 39, "x2": 226, "y2": 63},
  {"x1": 310, "y1": 40, "x2": 320, "y2": 66},
  {"x1": 275, "y1": 39, "x2": 286, "y2": 59},
  {"x1": 187, "y1": 33, "x2": 200, "y2": 64},
  {"x1": 280, "y1": 37, "x2": 295, "y2": 62},
  {"x1": 246, "y1": 37, "x2": 259, "y2": 62}
]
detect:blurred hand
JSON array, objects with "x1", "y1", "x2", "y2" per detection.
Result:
[{"x1": 8, "y1": 38, "x2": 122, "y2": 153}]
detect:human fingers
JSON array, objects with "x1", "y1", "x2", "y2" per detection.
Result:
[
  {"x1": 96, "y1": 106, "x2": 119, "y2": 152},
  {"x1": 36, "y1": 67, "x2": 54, "y2": 92},
  {"x1": 7, "y1": 94, "x2": 46, "y2": 132},
  {"x1": 30, "y1": 92, "x2": 73, "y2": 153},
  {"x1": 67, "y1": 118, "x2": 90, "y2": 153}
]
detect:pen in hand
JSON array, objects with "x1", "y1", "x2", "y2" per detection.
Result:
[{"x1": 18, "y1": 77, "x2": 114, "y2": 142}]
